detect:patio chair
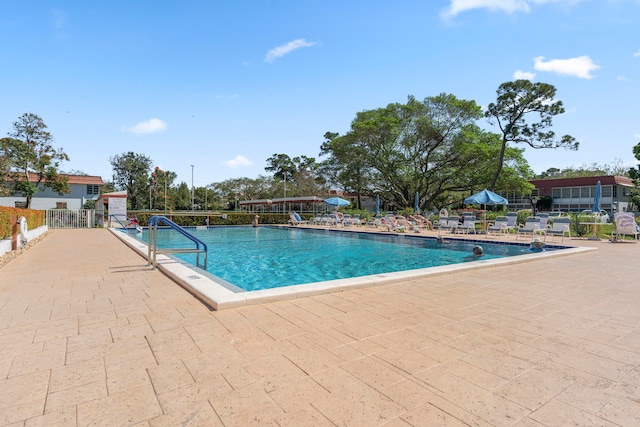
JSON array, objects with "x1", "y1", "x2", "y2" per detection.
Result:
[
  {"x1": 487, "y1": 216, "x2": 509, "y2": 237},
  {"x1": 545, "y1": 217, "x2": 571, "y2": 243},
  {"x1": 505, "y1": 212, "x2": 518, "y2": 233},
  {"x1": 537, "y1": 213, "x2": 549, "y2": 230},
  {"x1": 438, "y1": 217, "x2": 459, "y2": 235},
  {"x1": 614, "y1": 212, "x2": 639, "y2": 241},
  {"x1": 516, "y1": 217, "x2": 541, "y2": 240},
  {"x1": 455, "y1": 215, "x2": 477, "y2": 234},
  {"x1": 352, "y1": 214, "x2": 362, "y2": 226}
]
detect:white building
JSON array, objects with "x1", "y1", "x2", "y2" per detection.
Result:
[{"x1": 0, "y1": 173, "x2": 104, "y2": 210}]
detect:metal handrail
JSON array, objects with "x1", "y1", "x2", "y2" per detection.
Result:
[{"x1": 147, "y1": 215, "x2": 208, "y2": 270}]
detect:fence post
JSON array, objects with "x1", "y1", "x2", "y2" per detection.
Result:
[{"x1": 11, "y1": 214, "x2": 18, "y2": 250}]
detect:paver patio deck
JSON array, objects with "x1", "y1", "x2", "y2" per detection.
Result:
[{"x1": 0, "y1": 228, "x2": 639, "y2": 426}]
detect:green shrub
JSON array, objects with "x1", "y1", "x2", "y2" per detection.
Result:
[{"x1": 0, "y1": 207, "x2": 46, "y2": 239}]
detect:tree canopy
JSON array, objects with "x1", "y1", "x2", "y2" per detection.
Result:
[
  {"x1": 485, "y1": 80, "x2": 579, "y2": 190},
  {"x1": 321, "y1": 94, "x2": 532, "y2": 210},
  {"x1": 1, "y1": 113, "x2": 70, "y2": 208},
  {"x1": 110, "y1": 152, "x2": 152, "y2": 210}
]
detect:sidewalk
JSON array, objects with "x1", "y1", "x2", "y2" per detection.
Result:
[{"x1": 0, "y1": 229, "x2": 638, "y2": 426}]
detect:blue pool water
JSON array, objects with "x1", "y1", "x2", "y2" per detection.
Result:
[{"x1": 130, "y1": 226, "x2": 557, "y2": 292}]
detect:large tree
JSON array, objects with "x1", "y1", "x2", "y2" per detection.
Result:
[
  {"x1": 110, "y1": 152, "x2": 152, "y2": 210},
  {"x1": 628, "y1": 142, "x2": 640, "y2": 210},
  {"x1": 485, "y1": 80, "x2": 579, "y2": 190},
  {"x1": 1, "y1": 113, "x2": 70, "y2": 208},
  {"x1": 149, "y1": 166, "x2": 177, "y2": 211},
  {"x1": 321, "y1": 94, "x2": 531, "y2": 210}
]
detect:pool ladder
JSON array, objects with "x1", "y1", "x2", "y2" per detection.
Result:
[{"x1": 147, "y1": 216, "x2": 208, "y2": 271}]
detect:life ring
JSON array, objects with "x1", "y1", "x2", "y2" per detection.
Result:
[
  {"x1": 18, "y1": 216, "x2": 28, "y2": 245},
  {"x1": 439, "y1": 208, "x2": 449, "y2": 218}
]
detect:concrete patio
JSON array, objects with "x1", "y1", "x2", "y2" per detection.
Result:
[{"x1": 0, "y1": 228, "x2": 638, "y2": 426}]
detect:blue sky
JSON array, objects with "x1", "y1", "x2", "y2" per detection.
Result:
[{"x1": 2, "y1": 0, "x2": 639, "y2": 187}]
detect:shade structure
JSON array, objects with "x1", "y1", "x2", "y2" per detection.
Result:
[
  {"x1": 592, "y1": 181, "x2": 601, "y2": 213},
  {"x1": 464, "y1": 189, "x2": 508, "y2": 206},
  {"x1": 414, "y1": 192, "x2": 420, "y2": 213},
  {"x1": 324, "y1": 197, "x2": 351, "y2": 208},
  {"x1": 375, "y1": 195, "x2": 380, "y2": 215},
  {"x1": 464, "y1": 189, "x2": 509, "y2": 228}
]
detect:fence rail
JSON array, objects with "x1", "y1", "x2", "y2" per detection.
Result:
[{"x1": 46, "y1": 209, "x2": 96, "y2": 228}]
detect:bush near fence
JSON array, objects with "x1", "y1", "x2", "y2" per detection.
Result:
[
  {"x1": 128, "y1": 211, "x2": 302, "y2": 227},
  {"x1": 0, "y1": 207, "x2": 46, "y2": 240}
]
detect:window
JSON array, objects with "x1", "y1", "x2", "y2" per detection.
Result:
[
  {"x1": 56, "y1": 202, "x2": 68, "y2": 209},
  {"x1": 581, "y1": 187, "x2": 590, "y2": 198},
  {"x1": 571, "y1": 188, "x2": 581, "y2": 198},
  {"x1": 87, "y1": 185, "x2": 100, "y2": 195}
]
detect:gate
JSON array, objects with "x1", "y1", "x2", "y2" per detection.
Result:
[{"x1": 46, "y1": 209, "x2": 96, "y2": 228}]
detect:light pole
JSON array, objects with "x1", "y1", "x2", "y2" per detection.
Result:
[
  {"x1": 531, "y1": 195, "x2": 539, "y2": 216},
  {"x1": 190, "y1": 165, "x2": 195, "y2": 211},
  {"x1": 283, "y1": 174, "x2": 287, "y2": 213}
]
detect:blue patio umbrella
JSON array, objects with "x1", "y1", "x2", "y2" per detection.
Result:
[
  {"x1": 324, "y1": 197, "x2": 351, "y2": 209},
  {"x1": 464, "y1": 189, "x2": 509, "y2": 226},
  {"x1": 592, "y1": 181, "x2": 601, "y2": 213},
  {"x1": 375, "y1": 194, "x2": 380, "y2": 215},
  {"x1": 414, "y1": 192, "x2": 420, "y2": 213},
  {"x1": 464, "y1": 189, "x2": 508, "y2": 206}
]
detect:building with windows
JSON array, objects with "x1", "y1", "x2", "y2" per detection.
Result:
[
  {"x1": 0, "y1": 173, "x2": 104, "y2": 210},
  {"x1": 503, "y1": 175, "x2": 634, "y2": 213}
]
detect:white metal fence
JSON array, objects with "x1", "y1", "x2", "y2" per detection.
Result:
[{"x1": 46, "y1": 209, "x2": 96, "y2": 228}]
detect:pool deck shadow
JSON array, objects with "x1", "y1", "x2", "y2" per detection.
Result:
[{"x1": 1, "y1": 228, "x2": 639, "y2": 426}]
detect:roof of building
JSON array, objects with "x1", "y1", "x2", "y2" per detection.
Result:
[
  {"x1": 26, "y1": 173, "x2": 104, "y2": 185},
  {"x1": 530, "y1": 175, "x2": 633, "y2": 189}
]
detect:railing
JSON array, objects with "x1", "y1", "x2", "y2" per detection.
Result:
[
  {"x1": 147, "y1": 215, "x2": 208, "y2": 271},
  {"x1": 46, "y1": 209, "x2": 96, "y2": 228}
]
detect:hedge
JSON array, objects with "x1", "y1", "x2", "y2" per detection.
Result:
[
  {"x1": 0, "y1": 207, "x2": 46, "y2": 240},
  {"x1": 127, "y1": 211, "x2": 303, "y2": 227}
]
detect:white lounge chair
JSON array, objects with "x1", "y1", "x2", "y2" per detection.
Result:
[
  {"x1": 537, "y1": 213, "x2": 549, "y2": 230},
  {"x1": 437, "y1": 217, "x2": 459, "y2": 235},
  {"x1": 545, "y1": 217, "x2": 571, "y2": 242},
  {"x1": 505, "y1": 212, "x2": 518, "y2": 233},
  {"x1": 614, "y1": 212, "x2": 639, "y2": 241},
  {"x1": 455, "y1": 215, "x2": 477, "y2": 234},
  {"x1": 487, "y1": 216, "x2": 509, "y2": 237},
  {"x1": 516, "y1": 217, "x2": 541, "y2": 240}
]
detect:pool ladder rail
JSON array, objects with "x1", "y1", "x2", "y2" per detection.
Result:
[{"x1": 147, "y1": 216, "x2": 208, "y2": 271}]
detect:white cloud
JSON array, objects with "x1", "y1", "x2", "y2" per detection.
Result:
[
  {"x1": 442, "y1": 0, "x2": 530, "y2": 18},
  {"x1": 264, "y1": 39, "x2": 317, "y2": 63},
  {"x1": 224, "y1": 155, "x2": 253, "y2": 168},
  {"x1": 533, "y1": 55, "x2": 599, "y2": 79},
  {"x1": 513, "y1": 70, "x2": 536, "y2": 80},
  {"x1": 122, "y1": 118, "x2": 167, "y2": 134},
  {"x1": 634, "y1": 50, "x2": 640, "y2": 57},
  {"x1": 441, "y1": 0, "x2": 585, "y2": 18}
]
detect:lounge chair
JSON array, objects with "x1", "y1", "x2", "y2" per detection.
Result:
[
  {"x1": 456, "y1": 215, "x2": 477, "y2": 234},
  {"x1": 505, "y1": 212, "x2": 518, "y2": 233},
  {"x1": 545, "y1": 217, "x2": 571, "y2": 242},
  {"x1": 396, "y1": 216, "x2": 419, "y2": 233},
  {"x1": 437, "y1": 217, "x2": 459, "y2": 235},
  {"x1": 614, "y1": 212, "x2": 639, "y2": 241},
  {"x1": 352, "y1": 214, "x2": 362, "y2": 226},
  {"x1": 288, "y1": 212, "x2": 306, "y2": 226},
  {"x1": 487, "y1": 216, "x2": 509, "y2": 237},
  {"x1": 537, "y1": 213, "x2": 549, "y2": 230},
  {"x1": 516, "y1": 217, "x2": 541, "y2": 240}
]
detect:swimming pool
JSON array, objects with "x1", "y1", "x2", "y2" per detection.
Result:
[{"x1": 130, "y1": 226, "x2": 561, "y2": 291}]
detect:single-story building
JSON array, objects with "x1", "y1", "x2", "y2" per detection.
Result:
[
  {"x1": 0, "y1": 173, "x2": 104, "y2": 210},
  {"x1": 501, "y1": 175, "x2": 634, "y2": 213}
]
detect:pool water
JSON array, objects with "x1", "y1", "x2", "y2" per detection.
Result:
[{"x1": 132, "y1": 226, "x2": 551, "y2": 292}]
